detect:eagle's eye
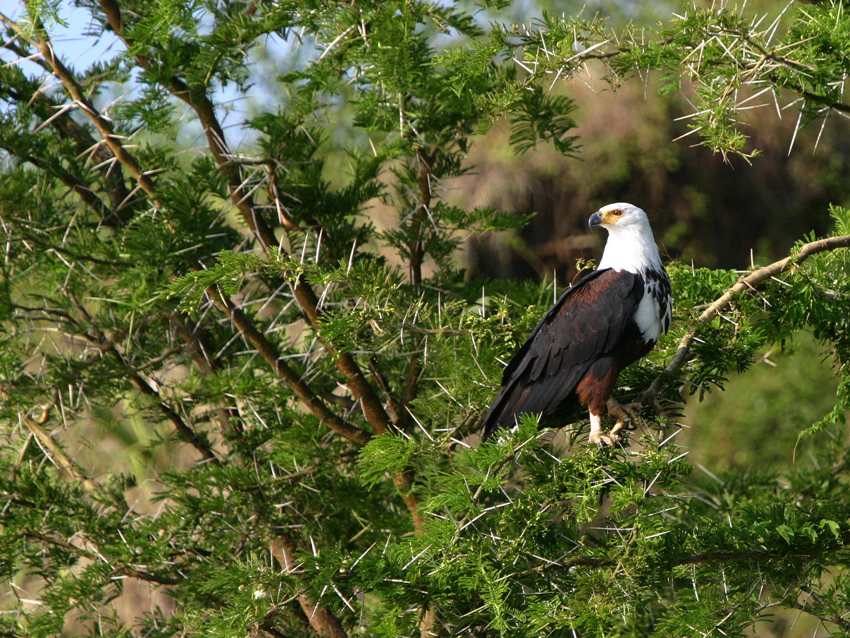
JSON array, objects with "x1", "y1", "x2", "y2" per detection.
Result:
[{"x1": 612, "y1": 210, "x2": 623, "y2": 216}]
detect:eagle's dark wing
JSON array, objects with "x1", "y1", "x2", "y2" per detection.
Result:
[{"x1": 482, "y1": 269, "x2": 644, "y2": 438}]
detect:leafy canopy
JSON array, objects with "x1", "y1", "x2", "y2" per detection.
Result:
[{"x1": 0, "y1": 1, "x2": 849, "y2": 637}]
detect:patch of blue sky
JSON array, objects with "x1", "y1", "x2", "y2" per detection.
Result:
[{"x1": 1, "y1": 2, "x2": 304, "y2": 154}]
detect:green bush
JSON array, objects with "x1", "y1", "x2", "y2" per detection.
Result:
[{"x1": 1, "y1": 2, "x2": 849, "y2": 637}]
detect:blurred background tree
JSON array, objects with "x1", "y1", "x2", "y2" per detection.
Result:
[{"x1": 0, "y1": 0, "x2": 849, "y2": 637}]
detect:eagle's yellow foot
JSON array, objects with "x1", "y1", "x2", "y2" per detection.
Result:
[{"x1": 588, "y1": 412, "x2": 620, "y2": 447}]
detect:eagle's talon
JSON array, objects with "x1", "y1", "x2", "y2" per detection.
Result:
[{"x1": 588, "y1": 431, "x2": 618, "y2": 447}]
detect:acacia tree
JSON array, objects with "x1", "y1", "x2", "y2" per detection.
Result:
[{"x1": 0, "y1": 1, "x2": 849, "y2": 637}]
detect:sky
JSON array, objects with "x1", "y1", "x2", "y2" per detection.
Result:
[
  {"x1": 1, "y1": 1, "x2": 292, "y2": 153},
  {"x1": 0, "y1": 0, "x2": 661, "y2": 153}
]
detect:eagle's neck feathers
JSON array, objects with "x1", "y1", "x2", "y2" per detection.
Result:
[
  {"x1": 597, "y1": 220, "x2": 670, "y2": 344},
  {"x1": 597, "y1": 222, "x2": 663, "y2": 275}
]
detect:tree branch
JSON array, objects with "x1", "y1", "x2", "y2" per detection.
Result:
[
  {"x1": 3, "y1": 11, "x2": 162, "y2": 209},
  {"x1": 270, "y1": 537, "x2": 350, "y2": 638},
  {"x1": 95, "y1": 0, "x2": 267, "y2": 236},
  {"x1": 172, "y1": 315, "x2": 244, "y2": 436},
  {"x1": 68, "y1": 297, "x2": 220, "y2": 462},
  {"x1": 561, "y1": 542, "x2": 850, "y2": 571},
  {"x1": 206, "y1": 288, "x2": 370, "y2": 445},
  {"x1": 0, "y1": 42, "x2": 131, "y2": 219},
  {"x1": 0, "y1": 143, "x2": 112, "y2": 221},
  {"x1": 21, "y1": 408, "x2": 99, "y2": 495},
  {"x1": 18, "y1": 409, "x2": 182, "y2": 586},
  {"x1": 90, "y1": 0, "x2": 397, "y2": 439},
  {"x1": 26, "y1": 531, "x2": 181, "y2": 586},
  {"x1": 643, "y1": 232, "x2": 850, "y2": 404}
]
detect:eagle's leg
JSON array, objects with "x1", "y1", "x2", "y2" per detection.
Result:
[{"x1": 588, "y1": 412, "x2": 617, "y2": 446}]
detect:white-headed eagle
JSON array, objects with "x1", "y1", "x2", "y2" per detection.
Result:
[{"x1": 482, "y1": 203, "x2": 671, "y2": 445}]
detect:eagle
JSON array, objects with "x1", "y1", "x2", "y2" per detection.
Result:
[{"x1": 482, "y1": 203, "x2": 671, "y2": 445}]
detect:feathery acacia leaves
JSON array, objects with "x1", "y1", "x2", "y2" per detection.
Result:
[{"x1": 1, "y1": 1, "x2": 850, "y2": 637}]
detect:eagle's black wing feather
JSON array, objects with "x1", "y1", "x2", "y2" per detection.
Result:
[
  {"x1": 482, "y1": 269, "x2": 644, "y2": 438},
  {"x1": 499, "y1": 269, "x2": 607, "y2": 385}
]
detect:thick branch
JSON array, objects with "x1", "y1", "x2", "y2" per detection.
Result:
[
  {"x1": 290, "y1": 281, "x2": 394, "y2": 436},
  {"x1": 644, "y1": 233, "x2": 850, "y2": 402},
  {"x1": 270, "y1": 538, "x2": 350, "y2": 638}
]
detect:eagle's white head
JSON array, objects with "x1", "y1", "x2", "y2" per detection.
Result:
[{"x1": 588, "y1": 202, "x2": 663, "y2": 274}]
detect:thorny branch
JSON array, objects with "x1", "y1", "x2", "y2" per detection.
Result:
[
  {"x1": 20, "y1": 406, "x2": 99, "y2": 495},
  {"x1": 89, "y1": 0, "x2": 398, "y2": 442},
  {"x1": 16, "y1": 409, "x2": 181, "y2": 586},
  {"x1": 2, "y1": 11, "x2": 162, "y2": 208},
  {"x1": 270, "y1": 538, "x2": 350, "y2": 638},
  {"x1": 206, "y1": 287, "x2": 370, "y2": 445},
  {"x1": 558, "y1": 537, "x2": 850, "y2": 572},
  {"x1": 643, "y1": 233, "x2": 850, "y2": 405},
  {"x1": 69, "y1": 297, "x2": 221, "y2": 462},
  {"x1": 25, "y1": 531, "x2": 181, "y2": 586},
  {"x1": 0, "y1": 41, "x2": 132, "y2": 219}
]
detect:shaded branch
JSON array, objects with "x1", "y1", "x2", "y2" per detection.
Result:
[
  {"x1": 26, "y1": 531, "x2": 181, "y2": 586},
  {"x1": 0, "y1": 143, "x2": 112, "y2": 221}
]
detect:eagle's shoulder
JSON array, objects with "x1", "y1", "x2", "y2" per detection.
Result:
[{"x1": 501, "y1": 268, "x2": 643, "y2": 385}]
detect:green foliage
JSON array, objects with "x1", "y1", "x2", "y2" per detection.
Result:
[
  {"x1": 506, "y1": 1, "x2": 850, "y2": 160},
  {"x1": 0, "y1": 2, "x2": 849, "y2": 638}
]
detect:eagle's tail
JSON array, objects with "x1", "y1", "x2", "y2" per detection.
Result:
[{"x1": 482, "y1": 369, "x2": 587, "y2": 439}]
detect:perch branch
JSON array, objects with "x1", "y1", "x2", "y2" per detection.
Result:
[{"x1": 643, "y1": 232, "x2": 850, "y2": 404}]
